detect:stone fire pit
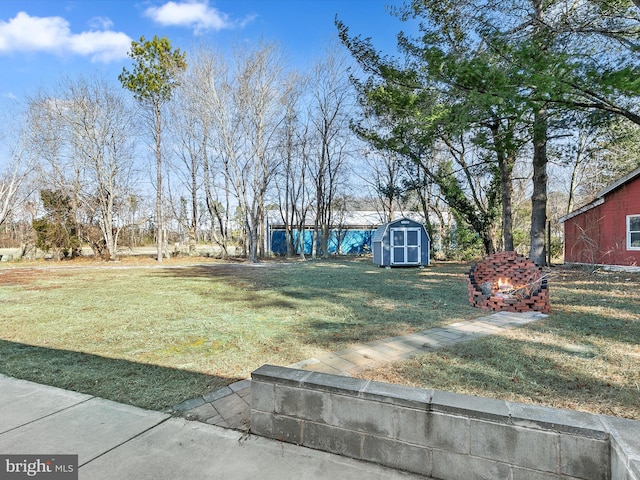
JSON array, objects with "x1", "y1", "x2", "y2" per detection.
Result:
[{"x1": 467, "y1": 251, "x2": 550, "y2": 313}]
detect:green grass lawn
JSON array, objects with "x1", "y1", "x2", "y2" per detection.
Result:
[
  {"x1": 0, "y1": 257, "x2": 480, "y2": 410},
  {"x1": 1, "y1": 257, "x2": 638, "y2": 419}
]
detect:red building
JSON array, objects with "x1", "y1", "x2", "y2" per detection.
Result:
[{"x1": 559, "y1": 167, "x2": 640, "y2": 267}]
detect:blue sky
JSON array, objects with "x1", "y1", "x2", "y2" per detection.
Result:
[{"x1": 0, "y1": 0, "x2": 414, "y2": 104}]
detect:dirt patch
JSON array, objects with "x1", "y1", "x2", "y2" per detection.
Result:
[
  {"x1": 0, "y1": 269, "x2": 46, "y2": 288},
  {"x1": 0, "y1": 256, "x2": 293, "y2": 290}
]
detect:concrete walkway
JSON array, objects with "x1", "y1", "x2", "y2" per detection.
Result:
[
  {"x1": 174, "y1": 311, "x2": 547, "y2": 431},
  {"x1": 0, "y1": 375, "x2": 424, "y2": 479}
]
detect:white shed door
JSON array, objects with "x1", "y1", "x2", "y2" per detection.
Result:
[{"x1": 391, "y1": 227, "x2": 421, "y2": 265}]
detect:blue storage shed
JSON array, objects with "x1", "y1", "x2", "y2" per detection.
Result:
[
  {"x1": 373, "y1": 217, "x2": 430, "y2": 267},
  {"x1": 269, "y1": 228, "x2": 375, "y2": 256}
]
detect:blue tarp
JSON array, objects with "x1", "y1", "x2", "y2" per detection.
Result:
[{"x1": 270, "y1": 229, "x2": 375, "y2": 255}]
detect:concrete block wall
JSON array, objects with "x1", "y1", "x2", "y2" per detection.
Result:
[{"x1": 251, "y1": 365, "x2": 640, "y2": 480}]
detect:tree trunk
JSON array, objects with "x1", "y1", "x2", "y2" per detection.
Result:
[
  {"x1": 530, "y1": 107, "x2": 548, "y2": 265},
  {"x1": 312, "y1": 220, "x2": 319, "y2": 259},
  {"x1": 481, "y1": 230, "x2": 496, "y2": 256},
  {"x1": 499, "y1": 155, "x2": 515, "y2": 252},
  {"x1": 104, "y1": 212, "x2": 116, "y2": 260},
  {"x1": 190, "y1": 147, "x2": 198, "y2": 255},
  {"x1": 321, "y1": 223, "x2": 330, "y2": 259},
  {"x1": 297, "y1": 217, "x2": 307, "y2": 260},
  {"x1": 155, "y1": 104, "x2": 164, "y2": 263},
  {"x1": 528, "y1": 0, "x2": 549, "y2": 266},
  {"x1": 247, "y1": 218, "x2": 259, "y2": 263},
  {"x1": 490, "y1": 122, "x2": 515, "y2": 252},
  {"x1": 567, "y1": 148, "x2": 583, "y2": 215}
]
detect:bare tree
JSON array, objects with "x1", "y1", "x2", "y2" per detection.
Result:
[
  {"x1": 308, "y1": 44, "x2": 355, "y2": 259},
  {"x1": 0, "y1": 113, "x2": 32, "y2": 230},
  {"x1": 27, "y1": 76, "x2": 138, "y2": 260},
  {"x1": 66, "y1": 77, "x2": 137, "y2": 259},
  {"x1": 26, "y1": 90, "x2": 85, "y2": 257},
  {"x1": 238, "y1": 43, "x2": 288, "y2": 261},
  {"x1": 197, "y1": 48, "x2": 240, "y2": 258},
  {"x1": 169, "y1": 61, "x2": 206, "y2": 254},
  {"x1": 272, "y1": 72, "x2": 313, "y2": 258},
  {"x1": 209, "y1": 43, "x2": 288, "y2": 263},
  {"x1": 171, "y1": 46, "x2": 238, "y2": 257},
  {"x1": 358, "y1": 149, "x2": 404, "y2": 222}
]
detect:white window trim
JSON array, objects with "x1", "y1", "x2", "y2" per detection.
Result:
[
  {"x1": 390, "y1": 227, "x2": 421, "y2": 265},
  {"x1": 627, "y1": 214, "x2": 640, "y2": 250}
]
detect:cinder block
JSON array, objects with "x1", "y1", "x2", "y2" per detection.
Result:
[
  {"x1": 470, "y1": 419, "x2": 558, "y2": 473},
  {"x1": 509, "y1": 402, "x2": 607, "y2": 439},
  {"x1": 362, "y1": 435, "x2": 431, "y2": 477},
  {"x1": 302, "y1": 421, "x2": 362, "y2": 459},
  {"x1": 512, "y1": 467, "x2": 563, "y2": 480},
  {"x1": 361, "y1": 379, "x2": 431, "y2": 410},
  {"x1": 432, "y1": 449, "x2": 511, "y2": 480},
  {"x1": 394, "y1": 406, "x2": 429, "y2": 446},
  {"x1": 603, "y1": 415, "x2": 640, "y2": 457},
  {"x1": 275, "y1": 385, "x2": 331, "y2": 424},
  {"x1": 304, "y1": 371, "x2": 368, "y2": 395},
  {"x1": 610, "y1": 443, "x2": 628, "y2": 480},
  {"x1": 250, "y1": 411, "x2": 302, "y2": 444},
  {"x1": 251, "y1": 364, "x2": 311, "y2": 386},
  {"x1": 249, "y1": 380, "x2": 274, "y2": 413},
  {"x1": 330, "y1": 393, "x2": 394, "y2": 437},
  {"x1": 560, "y1": 434, "x2": 609, "y2": 480},
  {"x1": 250, "y1": 366, "x2": 640, "y2": 480},
  {"x1": 432, "y1": 389, "x2": 509, "y2": 422},
  {"x1": 427, "y1": 413, "x2": 470, "y2": 454}
]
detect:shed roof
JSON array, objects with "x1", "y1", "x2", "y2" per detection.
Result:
[
  {"x1": 266, "y1": 210, "x2": 428, "y2": 229},
  {"x1": 372, "y1": 224, "x2": 386, "y2": 243},
  {"x1": 558, "y1": 166, "x2": 640, "y2": 223},
  {"x1": 372, "y1": 217, "x2": 428, "y2": 243}
]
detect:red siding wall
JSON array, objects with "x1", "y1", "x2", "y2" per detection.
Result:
[{"x1": 564, "y1": 178, "x2": 640, "y2": 266}]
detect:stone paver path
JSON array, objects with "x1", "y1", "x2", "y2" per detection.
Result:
[{"x1": 173, "y1": 311, "x2": 547, "y2": 430}]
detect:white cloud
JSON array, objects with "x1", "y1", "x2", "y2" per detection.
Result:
[
  {"x1": 89, "y1": 16, "x2": 114, "y2": 30},
  {"x1": 0, "y1": 12, "x2": 68, "y2": 53},
  {"x1": 68, "y1": 30, "x2": 133, "y2": 62},
  {"x1": 0, "y1": 11, "x2": 131, "y2": 62},
  {"x1": 144, "y1": 1, "x2": 239, "y2": 34}
]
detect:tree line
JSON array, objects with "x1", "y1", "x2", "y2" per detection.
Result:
[
  {"x1": 338, "y1": 0, "x2": 640, "y2": 265},
  {"x1": 1, "y1": 0, "x2": 639, "y2": 264},
  {"x1": 0, "y1": 38, "x2": 363, "y2": 262}
]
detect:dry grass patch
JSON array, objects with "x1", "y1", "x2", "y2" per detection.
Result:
[{"x1": 357, "y1": 266, "x2": 640, "y2": 419}]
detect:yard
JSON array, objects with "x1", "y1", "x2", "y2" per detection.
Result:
[{"x1": 0, "y1": 257, "x2": 638, "y2": 419}]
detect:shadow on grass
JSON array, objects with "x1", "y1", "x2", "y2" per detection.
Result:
[
  {"x1": 0, "y1": 340, "x2": 238, "y2": 411},
  {"x1": 155, "y1": 263, "x2": 299, "y2": 310},
  {"x1": 154, "y1": 260, "x2": 481, "y2": 348}
]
